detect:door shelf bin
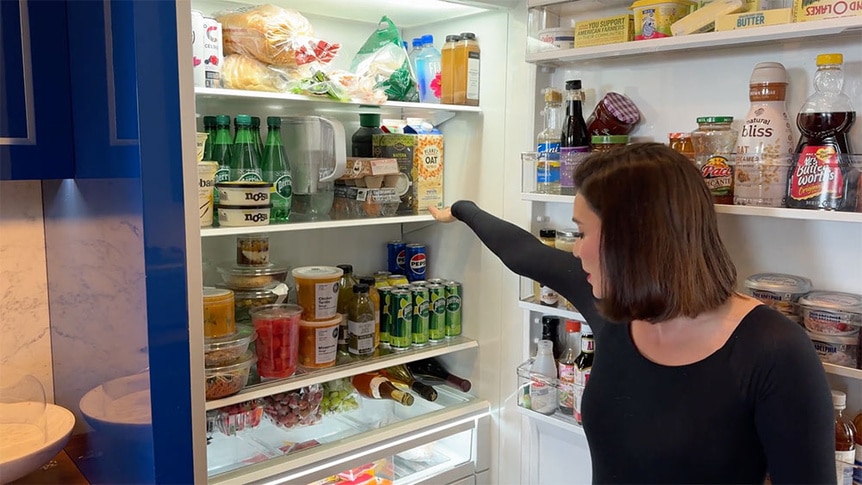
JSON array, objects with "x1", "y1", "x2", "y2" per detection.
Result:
[{"x1": 516, "y1": 359, "x2": 583, "y2": 429}]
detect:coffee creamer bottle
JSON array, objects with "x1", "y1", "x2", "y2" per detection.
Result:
[{"x1": 734, "y1": 62, "x2": 794, "y2": 207}]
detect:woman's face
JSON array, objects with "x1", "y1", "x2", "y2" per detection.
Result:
[{"x1": 572, "y1": 195, "x2": 603, "y2": 299}]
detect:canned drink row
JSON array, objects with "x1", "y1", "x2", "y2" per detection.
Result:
[
  {"x1": 387, "y1": 241, "x2": 428, "y2": 282},
  {"x1": 378, "y1": 280, "x2": 462, "y2": 351}
]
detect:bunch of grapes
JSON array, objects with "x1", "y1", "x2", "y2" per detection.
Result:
[
  {"x1": 263, "y1": 384, "x2": 324, "y2": 429},
  {"x1": 320, "y1": 378, "x2": 361, "y2": 415}
]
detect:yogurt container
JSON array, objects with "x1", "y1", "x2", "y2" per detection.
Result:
[
  {"x1": 798, "y1": 291, "x2": 862, "y2": 336},
  {"x1": 743, "y1": 272, "x2": 812, "y2": 318}
]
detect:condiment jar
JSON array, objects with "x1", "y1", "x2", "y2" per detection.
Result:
[
  {"x1": 555, "y1": 228, "x2": 579, "y2": 253},
  {"x1": 536, "y1": 229, "x2": 559, "y2": 306},
  {"x1": 691, "y1": 116, "x2": 737, "y2": 204},
  {"x1": 668, "y1": 132, "x2": 695, "y2": 162},
  {"x1": 586, "y1": 92, "x2": 641, "y2": 136},
  {"x1": 591, "y1": 135, "x2": 629, "y2": 153}
]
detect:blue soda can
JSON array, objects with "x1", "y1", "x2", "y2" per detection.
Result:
[
  {"x1": 387, "y1": 240, "x2": 406, "y2": 274},
  {"x1": 405, "y1": 243, "x2": 427, "y2": 282}
]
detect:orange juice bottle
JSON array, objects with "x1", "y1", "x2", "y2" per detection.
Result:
[
  {"x1": 440, "y1": 34, "x2": 459, "y2": 105},
  {"x1": 453, "y1": 32, "x2": 480, "y2": 106}
]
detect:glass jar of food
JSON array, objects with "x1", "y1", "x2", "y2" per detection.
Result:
[
  {"x1": 591, "y1": 135, "x2": 630, "y2": 153},
  {"x1": 586, "y1": 92, "x2": 641, "y2": 136},
  {"x1": 668, "y1": 132, "x2": 695, "y2": 162},
  {"x1": 555, "y1": 228, "x2": 579, "y2": 253},
  {"x1": 691, "y1": 117, "x2": 737, "y2": 204}
]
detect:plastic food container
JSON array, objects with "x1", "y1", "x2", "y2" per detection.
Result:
[
  {"x1": 807, "y1": 331, "x2": 860, "y2": 369},
  {"x1": 215, "y1": 181, "x2": 271, "y2": 206},
  {"x1": 219, "y1": 283, "x2": 289, "y2": 323},
  {"x1": 203, "y1": 287, "x2": 235, "y2": 338},
  {"x1": 298, "y1": 315, "x2": 341, "y2": 369},
  {"x1": 798, "y1": 291, "x2": 862, "y2": 336},
  {"x1": 217, "y1": 263, "x2": 289, "y2": 289},
  {"x1": 262, "y1": 384, "x2": 324, "y2": 430},
  {"x1": 215, "y1": 399, "x2": 264, "y2": 435},
  {"x1": 217, "y1": 204, "x2": 271, "y2": 227},
  {"x1": 586, "y1": 92, "x2": 641, "y2": 136},
  {"x1": 250, "y1": 304, "x2": 302, "y2": 379},
  {"x1": 538, "y1": 27, "x2": 575, "y2": 49},
  {"x1": 205, "y1": 351, "x2": 256, "y2": 400},
  {"x1": 236, "y1": 234, "x2": 269, "y2": 266},
  {"x1": 292, "y1": 266, "x2": 344, "y2": 321},
  {"x1": 630, "y1": 0, "x2": 695, "y2": 39},
  {"x1": 204, "y1": 325, "x2": 257, "y2": 367},
  {"x1": 555, "y1": 228, "x2": 580, "y2": 253},
  {"x1": 743, "y1": 273, "x2": 812, "y2": 318}
]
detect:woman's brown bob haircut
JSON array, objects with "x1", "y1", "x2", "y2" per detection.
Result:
[{"x1": 572, "y1": 142, "x2": 737, "y2": 323}]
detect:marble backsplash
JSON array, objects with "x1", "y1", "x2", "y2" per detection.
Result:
[{"x1": 0, "y1": 181, "x2": 54, "y2": 401}]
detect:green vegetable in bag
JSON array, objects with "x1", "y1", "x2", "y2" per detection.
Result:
[{"x1": 350, "y1": 16, "x2": 419, "y2": 102}]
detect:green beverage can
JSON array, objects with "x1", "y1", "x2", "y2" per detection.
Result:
[
  {"x1": 410, "y1": 280, "x2": 428, "y2": 287},
  {"x1": 426, "y1": 278, "x2": 446, "y2": 285},
  {"x1": 378, "y1": 286, "x2": 393, "y2": 345},
  {"x1": 428, "y1": 283, "x2": 446, "y2": 341},
  {"x1": 445, "y1": 281, "x2": 463, "y2": 337},
  {"x1": 411, "y1": 286, "x2": 430, "y2": 347},
  {"x1": 389, "y1": 288, "x2": 412, "y2": 350},
  {"x1": 394, "y1": 284, "x2": 413, "y2": 292}
]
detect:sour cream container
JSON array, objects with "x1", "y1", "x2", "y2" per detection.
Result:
[
  {"x1": 743, "y1": 272, "x2": 811, "y2": 320},
  {"x1": 798, "y1": 291, "x2": 862, "y2": 337}
]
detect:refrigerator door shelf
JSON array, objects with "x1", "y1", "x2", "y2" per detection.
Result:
[{"x1": 208, "y1": 386, "x2": 489, "y2": 484}]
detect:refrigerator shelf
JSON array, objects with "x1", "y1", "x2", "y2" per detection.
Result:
[
  {"x1": 208, "y1": 387, "x2": 489, "y2": 484},
  {"x1": 519, "y1": 297, "x2": 586, "y2": 321},
  {"x1": 527, "y1": 17, "x2": 862, "y2": 65},
  {"x1": 201, "y1": 214, "x2": 435, "y2": 237},
  {"x1": 822, "y1": 362, "x2": 862, "y2": 380},
  {"x1": 515, "y1": 404, "x2": 587, "y2": 437},
  {"x1": 206, "y1": 336, "x2": 478, "y2": 410}
]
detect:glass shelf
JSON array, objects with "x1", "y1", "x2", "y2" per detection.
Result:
[
  {"x1": 200, "y1": 214, "x2": 435, "y2": 238},
  {"x1": 519, "y1": 297, "x2": 585, "y2": 321},
  {"x1": 205, "y1": 336, "x2": 478, "y2": 410}
]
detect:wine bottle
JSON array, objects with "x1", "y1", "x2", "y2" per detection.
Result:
[
  {"x1": 351, "y1": 372, "x2": 414, "y2": 406},
  {"x1": 407, "y1": 358, "x2": 471, "y2": 392},
  {"x1": 382, "y1": 364, "x2": 438, "y2": 402}
]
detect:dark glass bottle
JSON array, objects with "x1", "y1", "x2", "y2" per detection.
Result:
[
  {"x1": 202, "y1": 115, "x2": 217, "y2": 161},
  {"x1": 261, "y1": 116, "x2": 291, "y2": 223},
  {"x1": 541, "y1": 315, "x2": 563, "y2": 360},
  {"x1": 352, "y1": 113, "x2": 384, "y2": 157},
  {"x1": 407, "y1": 358, "x2": 472, "y2": 392},
  {"x1": 228, "y1": 114, "x2": 262, "y2": 182},
  {"x1": 574, "y1": 325, "x2": 595, "y2": 424},
  {"x1": 383, "y1": 364, "x2": 438, "y2": 402},
  {"x1": 560, "y1": 80, "x2": 591, "y2": 196}
]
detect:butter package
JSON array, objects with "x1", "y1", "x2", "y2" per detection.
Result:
[
  {"x1": 575, "y1": 14, "x2": 634, "y2": 48},
  {"x1": 671, "y1": 0, "x2": 746, "y2": 35},
  {"x1": 372, "y1": 134, "x2": 444, "y2": 214},
  {"x1": 716, "y1": 8, "x2": 792, "y2": 29},
  {"x1": 792, "y1": 0, "x2": 862, "y2": 21}
]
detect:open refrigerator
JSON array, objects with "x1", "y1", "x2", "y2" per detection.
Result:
[{"x1": 180, "y1": 0, "x2": 860, "y2": 483}]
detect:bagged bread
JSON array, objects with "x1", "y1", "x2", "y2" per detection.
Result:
[
  {"x1": 221, "y1": 54, "x2": 289, "y2": 92},
  {"x1": 218, "y1": 5, "x2": 339, "y2": 68}
]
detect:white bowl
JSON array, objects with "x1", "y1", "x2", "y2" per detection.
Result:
[
  {"x1": 79, "y1": 372, "x2": 152, "y2": 432},
  {"x1": 0, "y1": 402, "x2": 75, "y2": 483}
]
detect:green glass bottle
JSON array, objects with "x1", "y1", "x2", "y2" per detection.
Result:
[
  {"x1": 251, "y1": 116, "x2": 264, "y2": 159},
  {"x1": 202, "y1": 115, "x2": 217, "y2": 161},
  {"x1": 261, "y1": 116, "x2": 292, "y2": 222},
  {"x1": 228, "y1": 114, "x2": 263, "y2": 182},
  {"x1": 211, "y1": 115, "x2": 233, "y2": 225}
]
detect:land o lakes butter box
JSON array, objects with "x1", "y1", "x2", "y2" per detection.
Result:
[
  {"x1": 575, "y1": 14, "x2": 634, "y2": 48},
  {"x1": 792, "y1": 0, "x2": 862, "y2": 21},
  {"x1": 372, "y1": 134, "x2": 444, "y2": 214},
  {"x1": 716, "y1": 8, "x2": 793, "y2": 29}
]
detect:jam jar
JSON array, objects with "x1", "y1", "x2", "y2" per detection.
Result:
[{"x1": 691, "y1": 117, "x2": 737, "y2": 204}]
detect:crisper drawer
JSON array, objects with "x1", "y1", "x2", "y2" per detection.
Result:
[{"x1": 207, "y1": 387, "x2": 489, "y2": 484}]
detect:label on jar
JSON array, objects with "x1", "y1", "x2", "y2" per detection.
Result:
[
  {"x1": 558, "y1": 362, "x2": 575, "y2": 410},
  {"x1": 348, "y1": 318, "x2": 375, "y2": 355},
  {"x1": 314, "y1": 282, "x2": 339, "y2": 319},
  {"x1": 540, "y1": 285, "x2": 559, "y2": 305},
  {"x1": 529, "y1": 374, "x2": 557, "y2": 414},
  {"x1": 734, "y1": 103, "x2": 794, "y2": 206},
  {"x1": 700, "y1": 155, "x2": 734, "y2": 201},
  {"x1": 315, "y1": 326, "x2": 338, "y2": 364}
]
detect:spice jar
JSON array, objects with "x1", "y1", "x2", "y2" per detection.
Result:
[
  {"x1": 586, "y1": 92, "x2": 641, "y2": 136},
  {"x1": 691, "y1": 117, "x2": 737, "y2": 204},
  {"x1": 668, "y1": 132, "x2": 695, "y2": 162},
  {"x1": 536, "y1": 229, "x2": 559, "y2": 306},
  {"x1": 591, "y1": 135, "x2": 630, "y2": 153}
]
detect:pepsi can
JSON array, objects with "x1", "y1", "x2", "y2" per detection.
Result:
[
  {"x1": 405, "y1": 243, "x2": 427, "y2": 282},
  {"x1": 387, "y1": 240, "x2": 406, "y2": 274}
]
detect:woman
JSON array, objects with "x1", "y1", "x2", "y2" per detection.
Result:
[{"x1": 430, "y1": 143, "x2": 835, "y2": 483}]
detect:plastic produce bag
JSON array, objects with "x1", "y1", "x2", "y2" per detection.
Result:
[
  {"x1": 350, "y1": 16, "x2": 418, "y2": 102},
  {"x1": 218, "y1": 4, "x2": 340, "y2": 68},
  {"x1": 262, "y1": 384, "x2": 323, "y2": 429},
  {"x1": 320, "y1": 377, "x2": 361, "y2": 415},
  {"x1": 287, "y1": 69, "x2": 349, "y2": 101},
  {"x1": 221, "y1": 54, "x2": 289, "y2": 92}
]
